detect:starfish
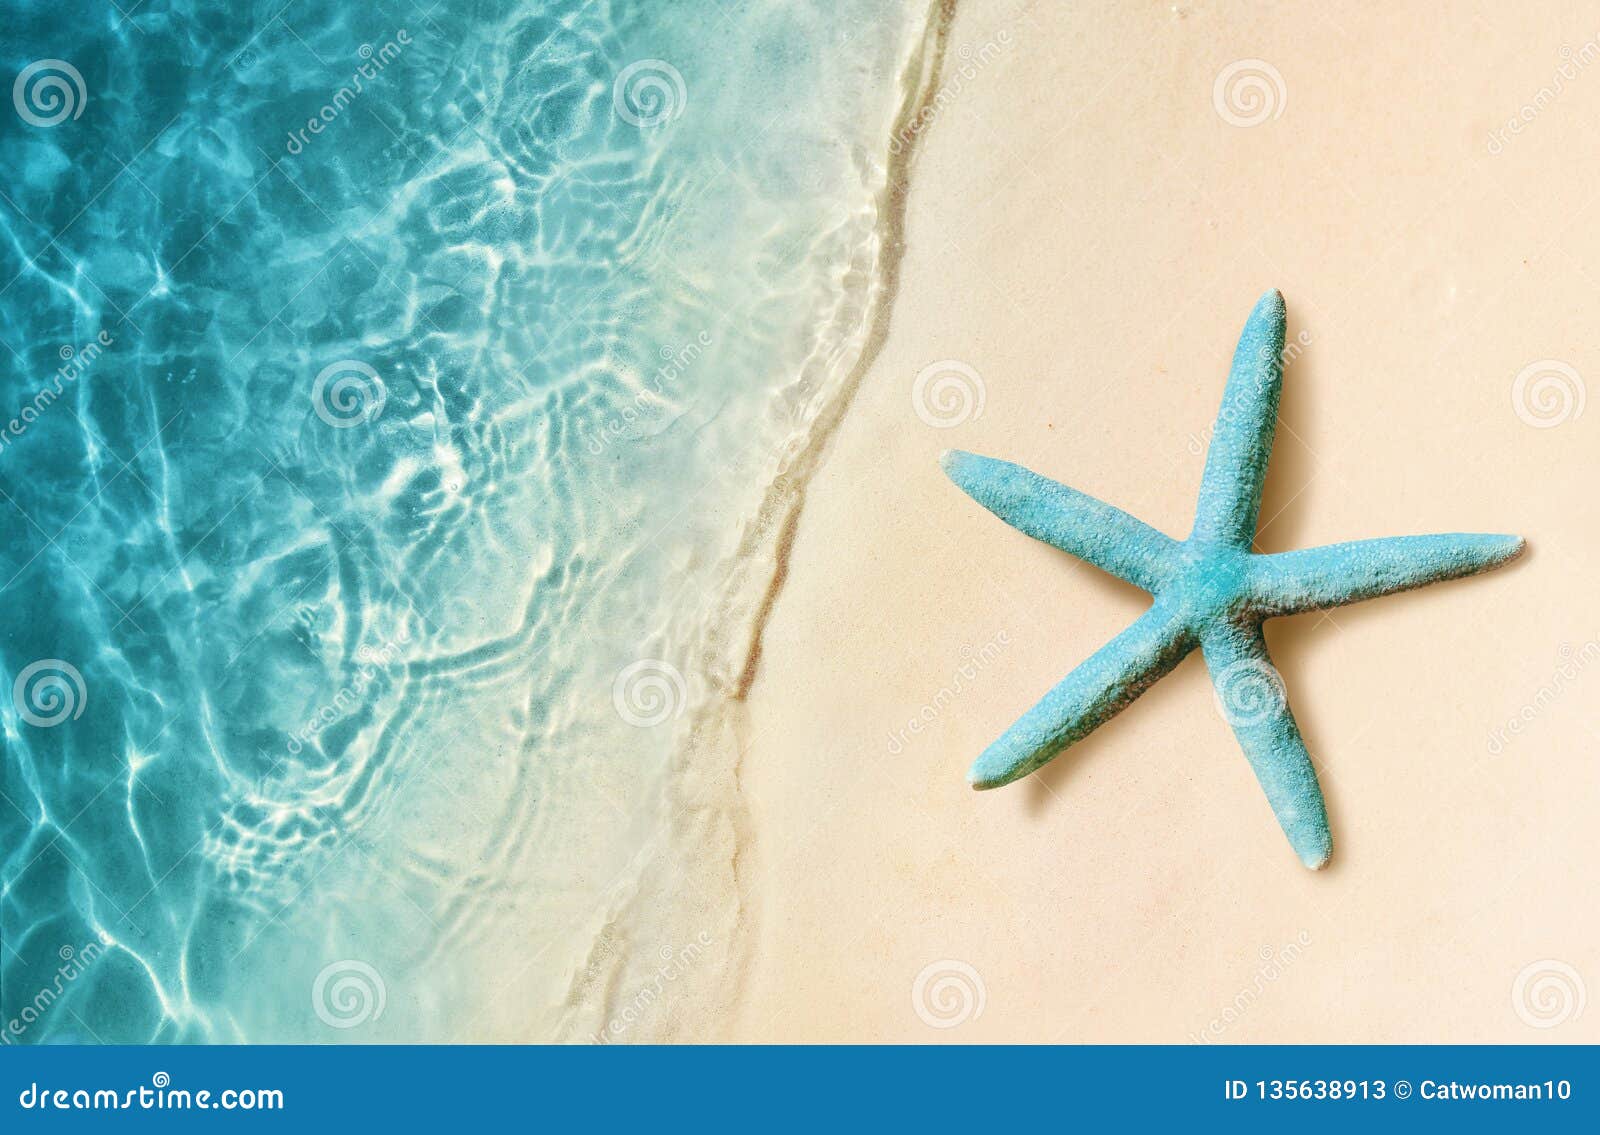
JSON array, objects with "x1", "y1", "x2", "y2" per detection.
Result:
[{"x1": 940, "y1": 291, "x2": 1524, "y2": 869}]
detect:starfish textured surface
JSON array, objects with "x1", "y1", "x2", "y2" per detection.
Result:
[{"x1": 940, "y1": 291, "x2": 1525, "y2": 869}]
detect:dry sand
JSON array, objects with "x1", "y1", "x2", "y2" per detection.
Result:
[{"x1": 726, "y1": 0, "x2": 1600, "y2": 1042}]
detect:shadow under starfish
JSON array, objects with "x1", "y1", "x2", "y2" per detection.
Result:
[{"x1": 941, "y1": 290, "x2": 1524, "y2": 869}]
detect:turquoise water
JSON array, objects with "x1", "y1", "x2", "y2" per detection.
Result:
[{"x1": 1, "y1": 0, "x2": 930, "y2": 1041}]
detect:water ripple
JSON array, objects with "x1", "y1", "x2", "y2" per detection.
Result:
[{"x1": 1, "y1": 0, "x2": 930, "y2": 1042}]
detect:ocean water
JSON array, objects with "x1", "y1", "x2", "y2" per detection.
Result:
[{"x1": 0, "y1": 0, "x2": 937, "y2": 1042}]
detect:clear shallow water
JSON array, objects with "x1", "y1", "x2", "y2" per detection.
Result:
[{"x1": 1, "y1": 0, "x2": 930, "y2": 1041}]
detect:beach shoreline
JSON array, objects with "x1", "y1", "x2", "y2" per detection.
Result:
[
  {"x1": 562, "y1": 0, "x2": 957, "y2": 1043},
  {"x1": 721, "y1": 1, "x2": 1599, "y2": 1042}
]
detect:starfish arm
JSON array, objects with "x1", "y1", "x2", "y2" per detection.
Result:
[
  {"x1": 1201, "y1": 623, "x2": 1332, "y2": 869},
  {"x1": 1249, "y1": 533, "x2": 1525, "y2": 616},
  {"x1": 968, "y1": 601, "x2": 1195, "y2": 789},
  {"x1": 940, "y1": 450, "x2": 1180, "y2": 593},
  {"x1": 1192, "y1": 290, "x2": 1286, "y2": 548}
]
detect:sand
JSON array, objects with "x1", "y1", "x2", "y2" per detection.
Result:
[{"x1": 725, "y1": 0, "x2": 1600, "y2": 1042}]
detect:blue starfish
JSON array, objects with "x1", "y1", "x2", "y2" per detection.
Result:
[{"x1": 940, "y1": 291, "x2": 1524, "y2": 868}]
